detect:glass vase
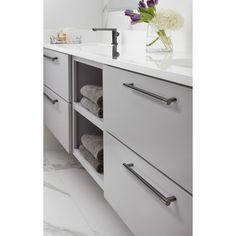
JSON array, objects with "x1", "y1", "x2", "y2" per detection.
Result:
[{"x1": 146, "y1": 24, "x2": 173, "y2": 53}]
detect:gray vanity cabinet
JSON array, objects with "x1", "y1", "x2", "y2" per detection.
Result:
[{"x1": 43, "y1": 48, "x2": 72, "y2": 152}]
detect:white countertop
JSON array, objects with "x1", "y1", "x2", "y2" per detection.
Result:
[{"x1": 44, "y1": 43, "x2": 192, "y2": 87}]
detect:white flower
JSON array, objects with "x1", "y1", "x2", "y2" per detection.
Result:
[{"x1": 150, "y1": 9, "x2": 184, "y2": 31}]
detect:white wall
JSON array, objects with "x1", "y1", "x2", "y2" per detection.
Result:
[
  {"x1": 103, "y1": 0, "x2": 192, "y2": 52},
  {"x1": 44, "y1": 0, "x2": 103, "y2": 29},
  {"x1": 107, "y1": 0, "x2": 137, "y2": 11}
]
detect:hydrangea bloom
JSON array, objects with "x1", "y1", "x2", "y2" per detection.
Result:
[{"x1": 150, "y1": 9, "x2": 184, "y2": 31}]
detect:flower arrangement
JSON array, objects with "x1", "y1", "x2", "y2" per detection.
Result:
[{"x1": 125, "y1": 0, "x2": 184, "y2": 51}]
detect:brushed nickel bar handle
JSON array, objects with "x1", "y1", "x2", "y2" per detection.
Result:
[
  {"x1": 123, "y1": 83, "x2": 177, "y2": 105},
  {"x1": 43, "y1": 92, "x2": 58, "y2": 104},
  {"x1": 43, "y1": 55, "x2": 58, "y2": 62},
  {"x1": 123, "y1": 163, "x2": 177, "y2": 206}
]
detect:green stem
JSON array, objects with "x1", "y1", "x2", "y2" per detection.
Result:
[
  {"x1": 157, "y1": 30, "x2": 172, "y2": 50},
  {"x1": 146, "y1": 35, "x2": 159, "y2": 47}
]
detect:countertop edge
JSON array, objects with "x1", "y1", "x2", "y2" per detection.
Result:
[{"x1": 44, "y1": 44, "x2": 192, "y2": 87}]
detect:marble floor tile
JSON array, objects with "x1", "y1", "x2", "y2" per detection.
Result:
[
  {"x1": 44, "y1": 171, "x2": 96, "y2": 236},
  {"x1": 44, "y1": 221, "x2": 95, "y2": 236},
  {"x1": 44, "y1": 150, "x2": 133, "y2": 236},
  {"x1": 55, "y1": 168, "x2": 133, "y2": 236},
  {"x1": 44, "y1": 150, "x2": 82, "y2": 172}
]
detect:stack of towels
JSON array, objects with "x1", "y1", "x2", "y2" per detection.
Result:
[
  {"x1": 79, "y1": 134, "x2": 103, "y2": 173},
  {"x1": 80, "y1": 85, "x2": 103, "y2": 118}
]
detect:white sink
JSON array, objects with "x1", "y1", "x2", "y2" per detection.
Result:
[
  {"x1": 55, "y1": 42, "x2": 115, "y2": 57},
  {"x1": 79, "y1": 43, "x2": 115, "y2": 57}
]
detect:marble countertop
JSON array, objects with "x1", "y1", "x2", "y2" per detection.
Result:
[{"x1": 44, "y1": 42, "x2": 192, "y2": 87}]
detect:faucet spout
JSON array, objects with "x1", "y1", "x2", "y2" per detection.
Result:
[{"x1": 92, "y1": 28, "x2": 119, "y2": 45}]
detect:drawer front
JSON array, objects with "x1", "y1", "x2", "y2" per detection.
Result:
[
  {"x1": 44, "y1": 86, "x2": 71, "y2": 153},
  {"x1": 104, "y1": 133, "x2": 192, "y2": 236},
  {"x1": 44, "y1": 48, "x2": 70, "y2": 102},
  {"x1": 103, "y1": 65, "x2": 192, "y2": 193}
]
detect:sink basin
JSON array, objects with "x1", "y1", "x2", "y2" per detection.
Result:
[
  {"x1": 80, "y1": 43, "x2": 115, "y2": 56},
  {"x1": 55, "y1": 42, "x2": 116, "y2": 58}
]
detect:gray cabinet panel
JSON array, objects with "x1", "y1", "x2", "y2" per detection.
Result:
[
  {"x1": 44, "y1": 49, "x2": 71, "y2": 102},
  {"x1": 44, "y1": 86, "x2": 71, "y2": 153},
  {"x1": 103, "y1": 65, "x2": 192, "y2": 193},
  {"x1": 104, "y1": 133, "x2": 192, "y2": 236}
]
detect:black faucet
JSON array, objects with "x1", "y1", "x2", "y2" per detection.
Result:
[{"x1": 92, "y1": 28, "x2": 119, "y2": 45}]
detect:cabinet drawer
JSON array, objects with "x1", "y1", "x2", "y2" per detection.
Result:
[
  {"x1": 103, "y1": 66, "x2": 192, "y2": 193},
  {"x1": 104, "y1": 133, "x2": 192, "y2": 236},
  {"x1": 44, "y1": 86, "x2": 71, "y2": 153},
  {"x1": 44, "y1": 48, "x2": 71, "y2": 102}
]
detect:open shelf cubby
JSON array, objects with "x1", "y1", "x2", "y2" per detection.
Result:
[
  {"x1": 73, "y1": 59, "x2": 104, "y2": 189},
  {"x1": 73, "y1": 148, "x2": 104, "y2": 189},
  {"x1": 74, "y1": 102, "x2": 103, "y2": 131},
  {"x1": 73, "y1": 111, "x2": 104, "y2": 189},
  {"x1": 74, "y1": 60, "x2": 103, "y2": 103}
]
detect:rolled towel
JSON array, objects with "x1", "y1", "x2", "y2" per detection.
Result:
[
  {"x1": 80, "y1": 97, "x2": 103, "y2": 118},
  {"x1": 80, "y1": 85, "x2": 103, "y2": 107},
  {"x1": 81, "y1": 134, "x2": 103, "y2": 161},
  {"x1": 79, "y1": 145, "x2": 103, "y2": 173}
]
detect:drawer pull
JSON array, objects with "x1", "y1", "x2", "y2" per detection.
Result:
[
  {"x1": 123, "y1": 163, "x2": 177, "y2": 206},
  {"x1": 123, "y1": 83, "x2": 177, "y2": 105},
  {"x1": 43, "y1": 92, "x2": 58, "y2": 104},
  {"x1": 43, "y1": 55, "x2": 58, "y2": 62}
]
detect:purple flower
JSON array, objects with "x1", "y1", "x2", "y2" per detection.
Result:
[
  {"x1": 147, "y1": 0, "x2": 158, "y2": 7},
  {"x1": 124, "y1": 9, "x2": 134, "y2": 17},
  {"x1": 130, "y1": 14, "x2": 141, "y2": 24},
  {"x1": 124, "y1": 9, "x2": 141, "y2": 24},
  {"x1": 138, "y1": 0, "x2": 146, "y2": 9}
]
